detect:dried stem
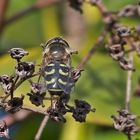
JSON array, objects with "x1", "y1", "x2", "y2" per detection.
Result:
[
  {"x1": 4, "y1": 5, "x2": 36, "y2": 26},
  {"x1": 35, "y1": 115, "x2": 49, "y2": 140},
  {"x1": 125, "y1": 53, "x2": 133, "y2": 111},
  {"x1": 0, "y1": 0, "x2": 9, "y2": 33},
  {"x1": 4, "y1": 0, "x2": 60, "y2": 26},
  {"x1": 22, "y1": 106, "x2": 48, "y2": 115},
  {"x1": 14, "y1": 73, "x2": 39, "y2": 90},
  {"x1": 77, "y1": 29, "x2": 106, "y2": 69}
]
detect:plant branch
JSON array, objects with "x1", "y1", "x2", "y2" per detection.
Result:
[
  {"x1": 3, "y1": 0, "x2": 60, "y2": 26},
  {"x1": 125, "y1": 53, "x2": 133, "y2": 111},
  {"x1": 0, "y1": 0, "x2": 9, "y2": 32},
  {"x1": 14, "y1": 73, "x2": 39, "y2": 90},
  {"x1": 35, "y1": 115, "x2": 49, "y2": 140},
  {"x1": 77, "y1": 29, "x2": 106, "y2": 69},
  {"x1": 22, "y1": 106, "x2": 48, "y2": 115}
]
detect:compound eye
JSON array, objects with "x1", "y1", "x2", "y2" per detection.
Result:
[{"x1": 49, "y1": 44, "x2": 66, "y2": 60}]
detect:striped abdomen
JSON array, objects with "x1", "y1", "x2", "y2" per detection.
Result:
[{"x1": 44, "y1": 61, "x2": 74, "y2": 95}]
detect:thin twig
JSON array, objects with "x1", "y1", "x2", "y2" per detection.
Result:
[
  {"x1": 4, "y1": 0, "x2": 60, "y2": 26},
  {"x1": 22, "y1": 107, "x2": 48, "y2": 115},
  {"x1": 77, "y1": 29, "x2": 106, "y2": 69},
  {"x1": 125, "y1": 53, "x2": 133, "y2": 111},
  {"x1": 14, "y1": 73, "x2": 39, "y2": 90},
  {"x1": 0, "y1": 0, "x2": 9, "y2": 33},
  {"x1": 35, "y1": 115, "x2": 49, "y2": 140},
  {"x1": 4, "y1": 5, "x2": 36, "y2": 26}
]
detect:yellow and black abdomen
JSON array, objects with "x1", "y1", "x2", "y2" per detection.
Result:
[{"x1": 44, "y1": 61, "x2": 74, "y2": 95}]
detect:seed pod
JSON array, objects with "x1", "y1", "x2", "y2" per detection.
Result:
[
  {"x1": 29, "y1": 80, "x2": 46, "y2": 94},
  {"x1": 0, "y1": 75, "x2": 14, "y2": 94},
  {"x1": 15, "y1": 62, "x2": 35, "y2": 78},
  {"x1": 119, "y1": 57, "x2": 135, "y2": 71},
  {"x1": 106, "y1": 44, "x2": 124, "y2": 60},
  {"x1": 72, "y1": 100, "x2": 95, "y2": 122},
  {"x1": 0, "y1": 121, "x2": 9, "y2": 138},
  {"x1": 116, "y1": 26, "x2": 131, "y2": 37},
  {"x1": 6, "y1": 96, "x2": 24, "y2": 113},
  {"x1": 27, "y1": 92, "x2": 46, "y2": 107},
  {"x1": 111, "y1": 110, "x2": 140, "y2": 136},
  {"x1": 8, "y1": 48, "x2": 28, "y2": 61},
  {"x1": 118, "y1": 5, "x2": 136, "y2": 17}
]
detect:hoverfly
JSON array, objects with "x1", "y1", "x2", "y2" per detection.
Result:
[{"x1": 40, "y1": 37, "x2": 81, "y2": 97}]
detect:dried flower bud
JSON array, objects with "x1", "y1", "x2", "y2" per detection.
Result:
[
  {"x1": 16, "y1": 62, "x2": 35, "y2": 78},
  {"x1": 116, "y1": 26, "x2": 131, "y2": 37},
  {"x1": 72, "y1": 100, "x2": 95, "y2": 122},
  {"x1": 118, "y1": 5, "x2": 136, "y2": 17},
  {"x1": 119, "y1": 57, "x2": 135, "y2": 71},
  {"x1": 72, "y1": 69, "x2": 83, "y2": 82},
  {"x1": 6, "y1": 96, "x2": 24, "y2": 113},
  {"x1": 47, "y1": 108, "x2": 66, "y2": 122},
  {"x1": 106, "y1": 44, "x2": 124, "y2": 60},
  {"x1": 27, "y1": 92, "x2": 46, "y2": 107},
  {"x1": 8, "y1": 48, "x2": 28, "y2": 61},
  {"x1": 111, "y1": 110, "x2": 140, "y2": 136},
  {"x1": 47, "y1": 99, "x2": 68, "y2": 122},
  {"x1": 29, "y1": 80, "x2": 46, "y2": 94},
  {"x1": 0, "y1": 120, "x2": 9, "y2": 138},
  {"x1": 68, "y1": 0, "x2": 84, "y2": 13},
  {"x1": 0, "y1": 75, "x2": 14, "y2": 94}
]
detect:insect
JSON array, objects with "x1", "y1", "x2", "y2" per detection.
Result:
[{"x1": 41, "y1": 37, "x2": 81, "y2": 97}]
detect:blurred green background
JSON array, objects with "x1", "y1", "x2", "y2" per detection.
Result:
[{"x1": 0, "y1": 0, "x2": 140, "y2": 140}]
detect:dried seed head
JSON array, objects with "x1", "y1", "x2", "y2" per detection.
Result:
[
  {"x1": 116, "y1": 26, "x2": 131, "y2": 37},
  {"x1": 118, "y1": 5, "x2": 136, "y2": 17},
  {"x1": 47, "y1": 107, "x2": 66, "y2": 122},
  {"x1": 72, "y1": 100, "x2": 95, "y2": 122},
  {"x1": 29, "y1": 80, "x2": 46, "y2": 94},
  {"x1": 6, "y1": 96, "x2": 24, "y2": 113},
  {"x1": 111, "y1": 110, "x2": 140, "y2": 136},
  {"x1": 106, "y1": 44, "x2": 124, "y2": 60},
  {"x1": 72, "y1": 69, "x2": 82, "y2": 82},
  {"x1": 119, "y1": 57, "x2": 135, "y2": 71},
  {"x1": 8, "y1": 48, "x2": 28, "y2": 61},
  {"x1": 15, "y1": 62, "x2": 35, "y2": 78},
  {"x1": 0, "y1": 75, "x2": 14, "y2": 94},
  {"x1": 47, "y1": 98, "x2": 68, "y2": 122},
  {"x1": 0, "y1": 120, "x2": 9, "y2": 138},
  {"x1": 27, "y1": 92, "x2": 46, "y2": 107}
]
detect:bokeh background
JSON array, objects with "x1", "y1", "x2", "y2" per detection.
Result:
[{"x1": 0, "y1": 0, "x2": 140, "y2": 140}]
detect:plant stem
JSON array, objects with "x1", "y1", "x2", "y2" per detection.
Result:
[
  {"x1": 22, "y1": 107, "x2": 48, "y2": 115},
  {"x1": 35, "y1": 115, "x2": 49, "y2": 140},
  {"x1": 77, "y1": 29, "x2": 106, "y2": 69},
  {"x1": 125, "y1": 53, "x2": 133, "y2": 110},
  {"x1": 4, "y1": 0, "x2": 59, "y2": 26}
]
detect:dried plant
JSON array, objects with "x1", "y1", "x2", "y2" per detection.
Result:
[{"x1": 0, "y1": 0, "x2": 140, "y2": 139}]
